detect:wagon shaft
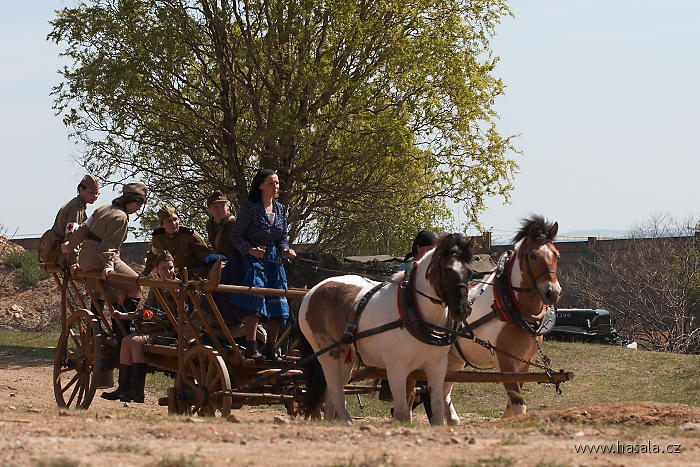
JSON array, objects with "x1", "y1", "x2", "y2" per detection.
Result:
[{"x1": 352, "y1": 367, "x2": 574, "y2": 384}]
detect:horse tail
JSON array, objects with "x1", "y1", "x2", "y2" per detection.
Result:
[{"x1": 299, "y1": 333, "x2": 326, "y2": 416}]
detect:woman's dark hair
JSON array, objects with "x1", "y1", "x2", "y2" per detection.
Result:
[
  {"x1": 248, "y1": 169, "x2": 277, "y2": 202},
  {"x1": 403, "y1": 230, "x2": 437, "y2": 261}
]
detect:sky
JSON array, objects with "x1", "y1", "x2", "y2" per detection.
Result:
[{"x1": 0, "y1": 1, "x2": 698, "y2": 244}]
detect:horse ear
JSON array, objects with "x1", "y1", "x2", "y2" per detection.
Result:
[
  {"x1": 549, "y1": 222, "x2": 559, "y2": 240},
  {"x1": 441, "y1": 233, "x2": 455, "y2": 249}
]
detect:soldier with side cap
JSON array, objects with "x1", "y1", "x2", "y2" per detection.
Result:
[
  {"x1": 62, "y1": 182, "x2": 148, "y2": 314},
  {"x1": 142, "y1": 205, "x2": 212, "y2": 278},
  {"x1": 39, "y1": 174, "x2": 100, "y2": 266}
]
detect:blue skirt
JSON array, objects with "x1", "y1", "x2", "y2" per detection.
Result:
[{"x1": 229, "y1": 248, "x2": 289, "y2": 319}]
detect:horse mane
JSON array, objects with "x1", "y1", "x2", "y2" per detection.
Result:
[
  {"x1": 427, "y1": 233, "x2": 474, "y2": 274},
  {"x1": 512, "y1": 215, "x2": 557, "y2": 243}
]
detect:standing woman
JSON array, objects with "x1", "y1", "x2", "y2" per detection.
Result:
[{"x1": 230, "y1": 169, "x2": 296, "y2": 360}]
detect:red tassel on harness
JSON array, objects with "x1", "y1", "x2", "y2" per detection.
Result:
[{"x1": 344, "y1": 347, "x2": 353, "y2": 364}]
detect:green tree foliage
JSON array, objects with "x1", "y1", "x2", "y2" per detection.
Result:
[{"x1": 49, "y1": 0, "x2": 517, "y2": 255}]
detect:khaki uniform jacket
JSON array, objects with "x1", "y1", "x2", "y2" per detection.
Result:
[
  {"x1": 206, "y1": 213, "x2": 236, "y2": 260},
  {"x1": 67, "y1": 204, "x2": 129, "y2": 272},
  {"x1": 50, "y1": 196, "x2": 87, "y2": 264},
  {"x1": 120, "y1": 288, "x2": 177, "y2": 335},
  {"x1": 143, "y1": 226, "x2": 212, "y2": 277}
]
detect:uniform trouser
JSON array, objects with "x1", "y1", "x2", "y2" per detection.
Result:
[{"x1": 78, "y1": 240, "x2": 138, "y2": 302}]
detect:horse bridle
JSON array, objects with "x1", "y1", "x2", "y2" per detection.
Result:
[{"x1": 511, "y1": 239, "x2": 558, "y2": 303}]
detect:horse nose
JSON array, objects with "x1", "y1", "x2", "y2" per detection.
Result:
[{"x1": 544, "y1": 282, "x2": 561, "y2": 304}]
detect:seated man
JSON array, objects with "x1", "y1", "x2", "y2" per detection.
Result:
[
  {"x1": 39, "y1": 174, "x2": 100, "y2": 266},
  {"x1": 102, "y1": 250, "x2": 178, "y2": 403},
  {"x1": 142, "y1": 205, "x2": 212, "y2": 278}
]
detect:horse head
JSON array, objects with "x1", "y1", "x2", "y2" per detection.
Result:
[
  {"x1": 425, "y1": 233, "x2": 474, "y2": 322},
  {"x1": 513, "y1": 215, "x2": 562, "y2": 306}
]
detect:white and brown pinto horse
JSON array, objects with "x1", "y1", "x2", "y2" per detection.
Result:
[
  {"x1": 299, "y1": 234, "x2": 473, "y2": 425},
  {"x1": 443, "y1": 216, "x2": 562, "y2": 423}
]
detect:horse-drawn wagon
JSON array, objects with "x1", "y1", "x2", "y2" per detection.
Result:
[{"x1": 41, "y1": 220, "x2": 574, "y2": 422}]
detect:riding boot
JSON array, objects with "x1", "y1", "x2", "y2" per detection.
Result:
[
  {"x1": 101, "y1": 364, "x2": 132, "y2": 400},
  {"x1": 243, "y1": 340, "x2": 262, "y2": 359},
  {"x1": 262, "y1": 342, "x2": 282, "y2": 361},
  {"x1": 413, "y1": 382, "x2": 433, "y2": 421},
  {"x1": 378, "y1": 379, "x2": 393, "y2": 402},
  {"x1": 121, "y1": 363, "x2": 147, "y2": 403}
]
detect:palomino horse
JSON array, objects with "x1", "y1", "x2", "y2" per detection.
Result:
[
  {"x1": 443, "y1": 216, "x2": 561, "y2": 423},
  {"x1": 299, "y1": 234, "x2": 473, "y2": 425}
]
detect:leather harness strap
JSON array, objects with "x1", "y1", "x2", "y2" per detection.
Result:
[{"x1": 397, "y1": 262, "x2": 457, "y2": 347}]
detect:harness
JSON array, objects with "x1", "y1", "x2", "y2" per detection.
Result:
[
  {"x1": 240, "y1": 262, "x2": 455, "y2": 391},
  {"x1": 457, "y1": 250, "x2": 555, "y2": 340},
  {"x1": 396, "y1": 262, "x2": 458, "y2": 346}
]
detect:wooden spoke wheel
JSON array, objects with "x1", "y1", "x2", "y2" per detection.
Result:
[
  {"x1": 53, "y1": 309, "x2": 102, "y2": 409},
  {"x1": 177, "y1": 346, "x2": 232, "y2": 417}
]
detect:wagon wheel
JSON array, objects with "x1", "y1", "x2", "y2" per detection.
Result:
[
  {"x1": 177, "y1": 346, "x2": 231, "y2": 417},
  {"x1": 53, "y1": 309, "x2": 102, "y2": 409}
]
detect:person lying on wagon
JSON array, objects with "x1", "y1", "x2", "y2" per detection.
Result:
[{"x1": 102, "y1": 249, "x2": 178, "y2": 403}]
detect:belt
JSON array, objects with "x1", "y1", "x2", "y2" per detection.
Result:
[{"x1": 87, "y1": 232, "x2": 103, "y2": 243}]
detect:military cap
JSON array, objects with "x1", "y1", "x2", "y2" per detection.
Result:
[
  {"x1": 207, "y1": 190, "x2": 229, "y2": 207},
  {"x1": 123, "y1": 182, "x2": 148, "y2": 198},
  {"x1": 155, "y1": 249, "x2": 175, "y2": 264},
  {"x1": 157, "y1": 205, "x2": 177, "y2": 223},
  {"x1": 80, "y1": 174, "x2": 100, "y2": 191}
]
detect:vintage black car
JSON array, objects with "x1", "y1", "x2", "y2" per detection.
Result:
[{"x1": 548, "y1": 308, "x2": 626, "y2": 344}]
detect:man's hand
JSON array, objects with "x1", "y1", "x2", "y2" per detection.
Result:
[
  {"x1": 60, "y1": 242, "x2": 70, "y2": 254},
  {"x1": 102, "y1": 267, "x2": 114, "y2": 280},
  {"x1": 69, "y1": 264, "x2": 79, "y2": 275},
  {"x1": 283, "y1": 248, "x2": 297, "y2": 259}
]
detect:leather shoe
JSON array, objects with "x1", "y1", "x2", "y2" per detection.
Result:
[
  {"x1": 243, "y1": 340, "x2": 261, "y2": 359},
  {"x1": 262, "y1": 342, "x2": 282, "y2": 361}
]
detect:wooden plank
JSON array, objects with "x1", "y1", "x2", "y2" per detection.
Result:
[{"x1": 352, "y1": 368, "x2": 574, "y2": 384}]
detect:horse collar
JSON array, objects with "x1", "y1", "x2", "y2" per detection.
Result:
[
  {"x1": 492, "y1": 250, "x2": 550, "y2": 336},
  {"x1": 397, "y1": 263, "x2": 457, "y2": 346}
]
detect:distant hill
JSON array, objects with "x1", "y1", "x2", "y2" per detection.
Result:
[
  {"x1": 491, "y1": 229, "x2": 630, "y2": 245},
  {"x1": 558, "y1": 229, "x2": 629, "y2": 239}
]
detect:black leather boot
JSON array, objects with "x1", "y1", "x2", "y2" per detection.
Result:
[
  {"x1": 121, "y1": 363, "x2": 147, "y2": 403},
  {"x1": 243, "y1": 340, "x2": 262, "y2": 359},
  {"x1": 101, "y1": 364, "x2": 132, "y2": 400},
  {"x1": 262, "y1": 342, "x2": 282, "y2": 361}
]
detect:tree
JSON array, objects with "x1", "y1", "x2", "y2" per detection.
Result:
[
  {"x1": 562, "y1": 214, "x2": 699, "y2": 354},
  {"x1": 49, "y1": 0, "x2": 517, "y2": 254}
]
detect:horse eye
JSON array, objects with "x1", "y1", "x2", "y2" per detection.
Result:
[{"x1": 529, "y1": 252, "x2": 537, "y2": 261}]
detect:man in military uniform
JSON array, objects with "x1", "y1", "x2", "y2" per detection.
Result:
[
  {"x1": 206, "y1": 190, "x2": 236, "y2": 259},
  {"x1": 39, "y1": 174, "x2": 100, "y2": 266},
  {"x1": 142, "y1": 205, "x2": 212, "y2": 277}
]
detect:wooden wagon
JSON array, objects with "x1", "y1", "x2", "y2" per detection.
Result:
[{"x1": 41, "y1": 262, "x2": 573, "y2": 418}]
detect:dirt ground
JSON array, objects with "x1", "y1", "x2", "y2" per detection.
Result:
[
  {"x1": 0, "y1": 352, "x2": 698, "y2": 467},
  {"x1": 1, "y1": 239, "x2": 700, "y2": 465}
]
